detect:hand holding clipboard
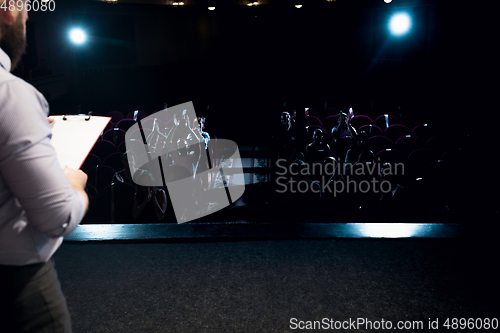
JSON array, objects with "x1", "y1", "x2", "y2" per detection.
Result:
[{"x1": 49, "y1": 114, "x2": 111, "y2": 170}]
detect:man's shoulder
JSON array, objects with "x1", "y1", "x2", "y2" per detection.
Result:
[
  {"x1": 0, "y1": 70, "x2": 49, "y2": 113},
  {"x1": 0, "y1": 70, "x2": 41, "y2": 98},
  {"x1": 0, "y1": 68, "x2": 26, "y2": 85}
]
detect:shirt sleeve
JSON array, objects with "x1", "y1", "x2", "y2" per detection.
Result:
[{"x1": 0, "y1": 80, "x2": 86, "y2": 237}]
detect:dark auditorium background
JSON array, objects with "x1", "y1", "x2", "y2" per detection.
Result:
[
  {"x1": 21, "y1": 0, "x2": 491, "y2": 129},
  {"x1": 22, "y1": 0, "x2": 497, "y2": 222},
  {"x1": 14, "y1": 0, "x2": 499, "y2": 332}
]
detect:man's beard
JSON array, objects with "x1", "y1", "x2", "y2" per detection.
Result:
[{"x1": 0, "y1": 16, "x2": 26, "y2": 72}]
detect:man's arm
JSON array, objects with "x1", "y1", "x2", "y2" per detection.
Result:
[
  {"x1": 0, "y1": 80, "x2": 88, "y2": 237},
  {"x1": 63, "y1": 166, "x2": 89, "y2": 213}
]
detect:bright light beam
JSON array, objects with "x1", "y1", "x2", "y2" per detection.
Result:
[
  {"x1": 69, "y1": 28, "x2": 87, "y2": 45},
  {"x1": 389, "y1": 12, "x2": 411, "y2": 36}
]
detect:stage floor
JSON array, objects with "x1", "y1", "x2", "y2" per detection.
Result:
[{"x1": 65, "y1": 223, "x2": 477, "y2": 242}]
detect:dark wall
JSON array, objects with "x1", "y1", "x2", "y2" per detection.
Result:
[
  {"x1": 23, "y1": 0, "x2": 486, "y2": 140},
  {"x1": 71, "y1": 13, "x2": 137, "y2": 68}
]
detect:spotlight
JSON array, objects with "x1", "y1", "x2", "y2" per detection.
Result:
[
  {"x1": 384, "y1": 0, "x2": 392, "y2": 3},
  {"x1": 208, "y1": 6, "x2": 215, "y2": 10},
  {"x1": 69, "y1": 28, "x2": 87, "y2": 45},
  {"x1": 295, "y1": 4, "x2": 302, "y2": 8},
  {"x1": 389, "y1": 12, "x2": 411, "y2": 36}
]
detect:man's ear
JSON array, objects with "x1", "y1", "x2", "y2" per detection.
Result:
[{"x1": 1, "y1": 8, "x2": 19, "y2": 25}]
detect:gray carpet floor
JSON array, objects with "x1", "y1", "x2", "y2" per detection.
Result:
[{"x1": 54, "y1": 238, "x2": 498, "y2": 332}]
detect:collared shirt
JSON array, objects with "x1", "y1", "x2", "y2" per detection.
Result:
[{"x1": 0, "y1": 48, "x2": 87, "y2": 266}]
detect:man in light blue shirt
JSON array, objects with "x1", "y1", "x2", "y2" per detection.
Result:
[{"x1": 0, "y1": 4, "x2": 89, "y2": 332}]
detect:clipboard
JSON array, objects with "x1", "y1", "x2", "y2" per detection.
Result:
[{"x1": 49, "y1": 114, "x2": 111, "y2": 169}]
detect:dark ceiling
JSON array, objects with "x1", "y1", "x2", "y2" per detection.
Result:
[{"x1": 88, "y1": 0, "x2": 393, "y2": 9}]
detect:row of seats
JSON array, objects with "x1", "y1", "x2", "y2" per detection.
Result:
[
  {"x1": 279, "y1": 107, "x2": 459, "y2": 213},
  {"x1": 88, "y1": 140, "x2": 126, "y2": 163},
  {"x1": 296, "y1": 146, "x2": 458, "y2": 188},
  {"x1": 281, "y1": 152, "x2": 462, "y2": 222},
  {"x1": 325, "y1": 134, "x2": 448, "y2": 159},
  {"x1": 80, "y1": 106, "x2": 454, "y2": 224},
  {"x1": 304, "y1": 117, "x2": 436, "y2": 142},
  {"x1": 84, "y1": 181, "x2": 139, "y2": 224},
  {"x1": 103, "y1": 110, "x2": 147, "y2": 123},
  {"x1": 82, "y1": 152, "x2": 123, "y2": 175},
  {"x1": 303, "y1": 108, "x2": 424, "y2": 128},
  {"x1": 83, "y1": 111, "x2": 154, "y2": 223}
]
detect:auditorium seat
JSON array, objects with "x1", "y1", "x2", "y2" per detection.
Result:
[
  {"x1": 102, "y1": 120, "x2": 115, "y2": 135},
  {"x1": 332, "y1": 136, "x2": 355, "y2": 157},
  {"x1": 86, "y1": 165, "x2": 119, "y2": 192},
  {"x1": 140, "y1": 127, "x2": 152, "y2": 139},
  {"x1": 122, "y1": 138, "x2": 144, "y2": 154},
  {"x1": 165, "y1": 118, "x2": 175, "y2": 131},
  {"x1": 81, "y1": 153, "x2": 101, "y2": 173},
  {"x1": 306, "y1": 149, "x2": 338, "y2": 166},
  {"x1": 126, "y1": 110, "x2": 147, "y2": 122},
  {"x1": 358, "y1": 124, "x2": 382, "y2": 137},
  {"x1": 374, "y1": 114, "x2": 398, "y2": 131},
  {"x1": 139, "y1": 117, "x2": 159, "y2": 131},
  {"x1": 411, "y1": 124, "x2": 434, "y2": 142},
  {"x1": 90, "y1": 140, "x2": 116, "y2": 160},
  {"x1": 105, "y1": 111, "x2": 125, "y2": 124},
  {"x1": 116, "y1": 141, "x2": 127, "y2": 153},
  {"x1": 337, "y1": 150, "x2": 347, "y2": 164},
  {"x1": 127, "y1": 128, "x2": 148, "y2": 142},
  {"x1": 102, "y1": 152, "x2": 125, "y2": 172},
  {"x1": 368, "y1": 135, "x2": 393, "y2": 154},
  {"x1": 305, "y1": 108, "x2": 319, "y2": 118},
  {"x1": 85, "y1": 183, "x2": 99, "y2": 199},
  {"x1": 102, "y1": 128, "x2": 127, "y2": 147},
  {"x1": 323, "y1": 156, "x2": 338, "y2": 175},
  {"x1": 395, "y1": 135, "x2": 424, "y2": 158},
  {"x1": 384, "y1": 124, "x2": 410, "y2": 142},
  {"x1": 322, "y1": 115, "x2": 339, "y2": 134},
  {"x1": 350, "y1": 115, "x2": 373, "y2": 130},
  {"x1": 115, "y1": 118, "x2": 136, "y2": 132},
  {"x1": 375, "y1": 149, "x2": 405, "y2": 164}
]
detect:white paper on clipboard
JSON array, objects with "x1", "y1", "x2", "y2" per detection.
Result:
[{"x1": 49, "y1": 115, "x2": 111, "y2": 169}]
